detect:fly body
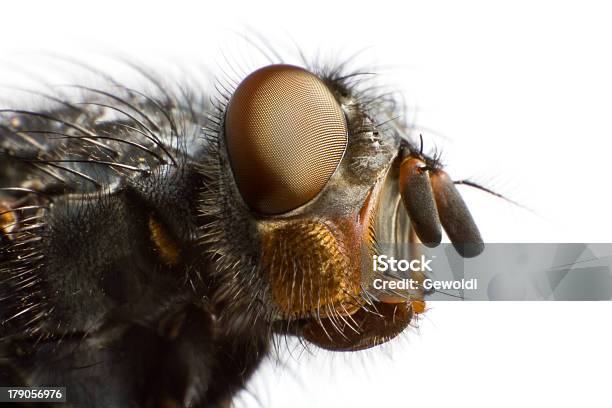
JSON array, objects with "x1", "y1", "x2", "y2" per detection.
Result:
[{"x1": 0, "y1": 51, "x2": 484, "y2": 407}]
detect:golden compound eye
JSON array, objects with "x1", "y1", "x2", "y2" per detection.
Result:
[{"x1": 224, "y1": 64, "x2": 348, "y2": 215}]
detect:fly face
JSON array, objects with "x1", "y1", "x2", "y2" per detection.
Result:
[{"x1": 215, "y1": 64, "x2": 484, "y2": 351}]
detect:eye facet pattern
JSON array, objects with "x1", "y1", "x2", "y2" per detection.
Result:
[{"x1": 224, "y1": 64, "x2": 348, "y2": 215}]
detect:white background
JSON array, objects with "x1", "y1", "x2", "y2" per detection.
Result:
[{"x1": 1, "y1": 1, "x2": 611, "y2": 407}]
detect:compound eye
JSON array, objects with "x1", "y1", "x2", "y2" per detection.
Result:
[{"x1": 224, "y1": 64, "x2": 348, "y2": 215}]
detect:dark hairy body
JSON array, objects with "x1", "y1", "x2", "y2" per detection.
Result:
[
  {"x1": 0, "y1": 77, "x2": 267, "y2": 406},
  {"x1": 0, "y1": 53, "x2": 484, "y2": 407}
]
